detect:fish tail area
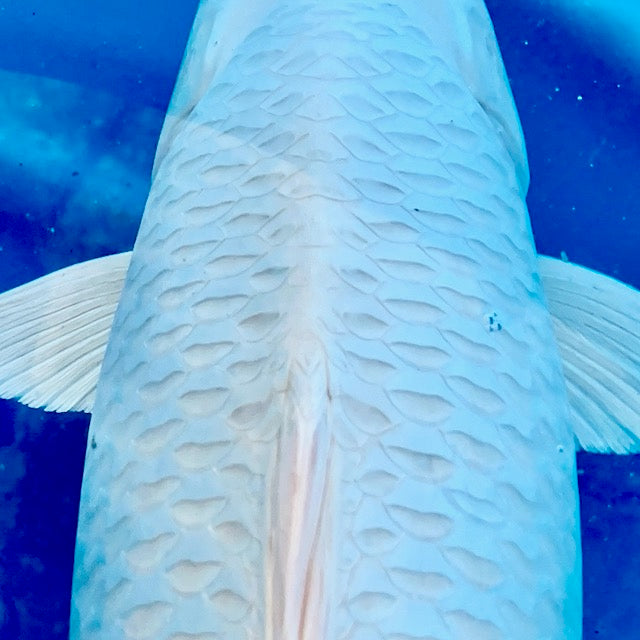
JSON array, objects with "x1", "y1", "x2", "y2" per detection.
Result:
[{"x1": 266, "y1": 336, "x2": 335, "y2": 640}]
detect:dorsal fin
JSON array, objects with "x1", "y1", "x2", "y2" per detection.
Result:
[{"x1": 267, "y1": 336, "x2": 335, "y2": 639}]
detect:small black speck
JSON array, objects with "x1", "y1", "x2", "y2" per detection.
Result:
[
  {"x1": 91, "y1": 436, "x2": 97, "y2": 450},
  {"x1": 72, "y1": 171, "x2": 79, "y2": 177}
]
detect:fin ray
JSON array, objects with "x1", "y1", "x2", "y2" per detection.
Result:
[
  {"x1": 0, "y1": 252, "x2": 131, "y2": 412},
  {"x1": 540, "y1": 256, "x2": 640, "y2": 452}
]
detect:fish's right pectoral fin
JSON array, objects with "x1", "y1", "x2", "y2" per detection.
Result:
[
  {"x1": 0, "y1": 252, "x2": 131, "y2": 413},
  {"x1": 540, "y1": 256, "x2": 640, "y2": 453}
]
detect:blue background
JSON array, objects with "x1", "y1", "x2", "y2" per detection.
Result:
[{"x1": 0, "y1": 1, "x2": 638, "y2": 637}]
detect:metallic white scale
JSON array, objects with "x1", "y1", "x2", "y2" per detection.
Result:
[{"x1": 1, "y1": 1, "x2": 639, "y2": 639}]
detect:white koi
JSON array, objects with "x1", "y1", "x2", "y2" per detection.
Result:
[{"x1": 1, "y1": 2, "x2": 639, "y2": 639}]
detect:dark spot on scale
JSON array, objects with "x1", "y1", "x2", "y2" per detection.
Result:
[{"x1": 485, "y1": 311, "x2": 503, "y2": 332}]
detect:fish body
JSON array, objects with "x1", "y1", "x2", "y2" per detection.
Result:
[{"x1": 13, "y1": 2, "x2": 588, "y2": 639}]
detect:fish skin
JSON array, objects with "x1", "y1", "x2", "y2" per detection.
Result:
[{"x1": 70, "y1": 1, "x2": 581, "y2": 639}]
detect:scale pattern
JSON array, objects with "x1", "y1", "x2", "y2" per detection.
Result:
[{"x1": 70, "y1": 2, "x2": 581, "y2": 639}]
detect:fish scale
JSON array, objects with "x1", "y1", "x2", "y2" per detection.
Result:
[{"x1": 67, "y1": 2, "x2": 581, "y2": 639}]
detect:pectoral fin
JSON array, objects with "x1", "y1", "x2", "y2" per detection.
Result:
[
  {"x1": 540, "y1": 255, "x2": 640, "y2": 453},
  {"x1": 0, "y1": 252, "x2": 131, "y2": 413}
]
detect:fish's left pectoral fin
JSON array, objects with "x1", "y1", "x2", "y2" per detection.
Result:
[
  {"x1": 0, "y1": 252, "x2": 131, "y2": 413},
  {"x1": 540, "y1": 255, "x2": 640, "y2": 453}
]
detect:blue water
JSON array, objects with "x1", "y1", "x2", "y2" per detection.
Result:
[{"x1": 0, "y1": 1, "x2": 638, "y2": 637}]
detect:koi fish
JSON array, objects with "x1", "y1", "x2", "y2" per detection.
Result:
[{"x1": 1, "y1": 1, "x2": 639, "y2": 638}]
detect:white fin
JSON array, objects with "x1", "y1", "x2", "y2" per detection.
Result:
[
  {"x1": 539, "y1": 255, "x2": 640, "y2": 453},
  {"x1": 267, "y1": 337, "x2": 334, "y2": 640},
  {"x1": 0, "y1": 252, "x2": 131, "y2": 413}
]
